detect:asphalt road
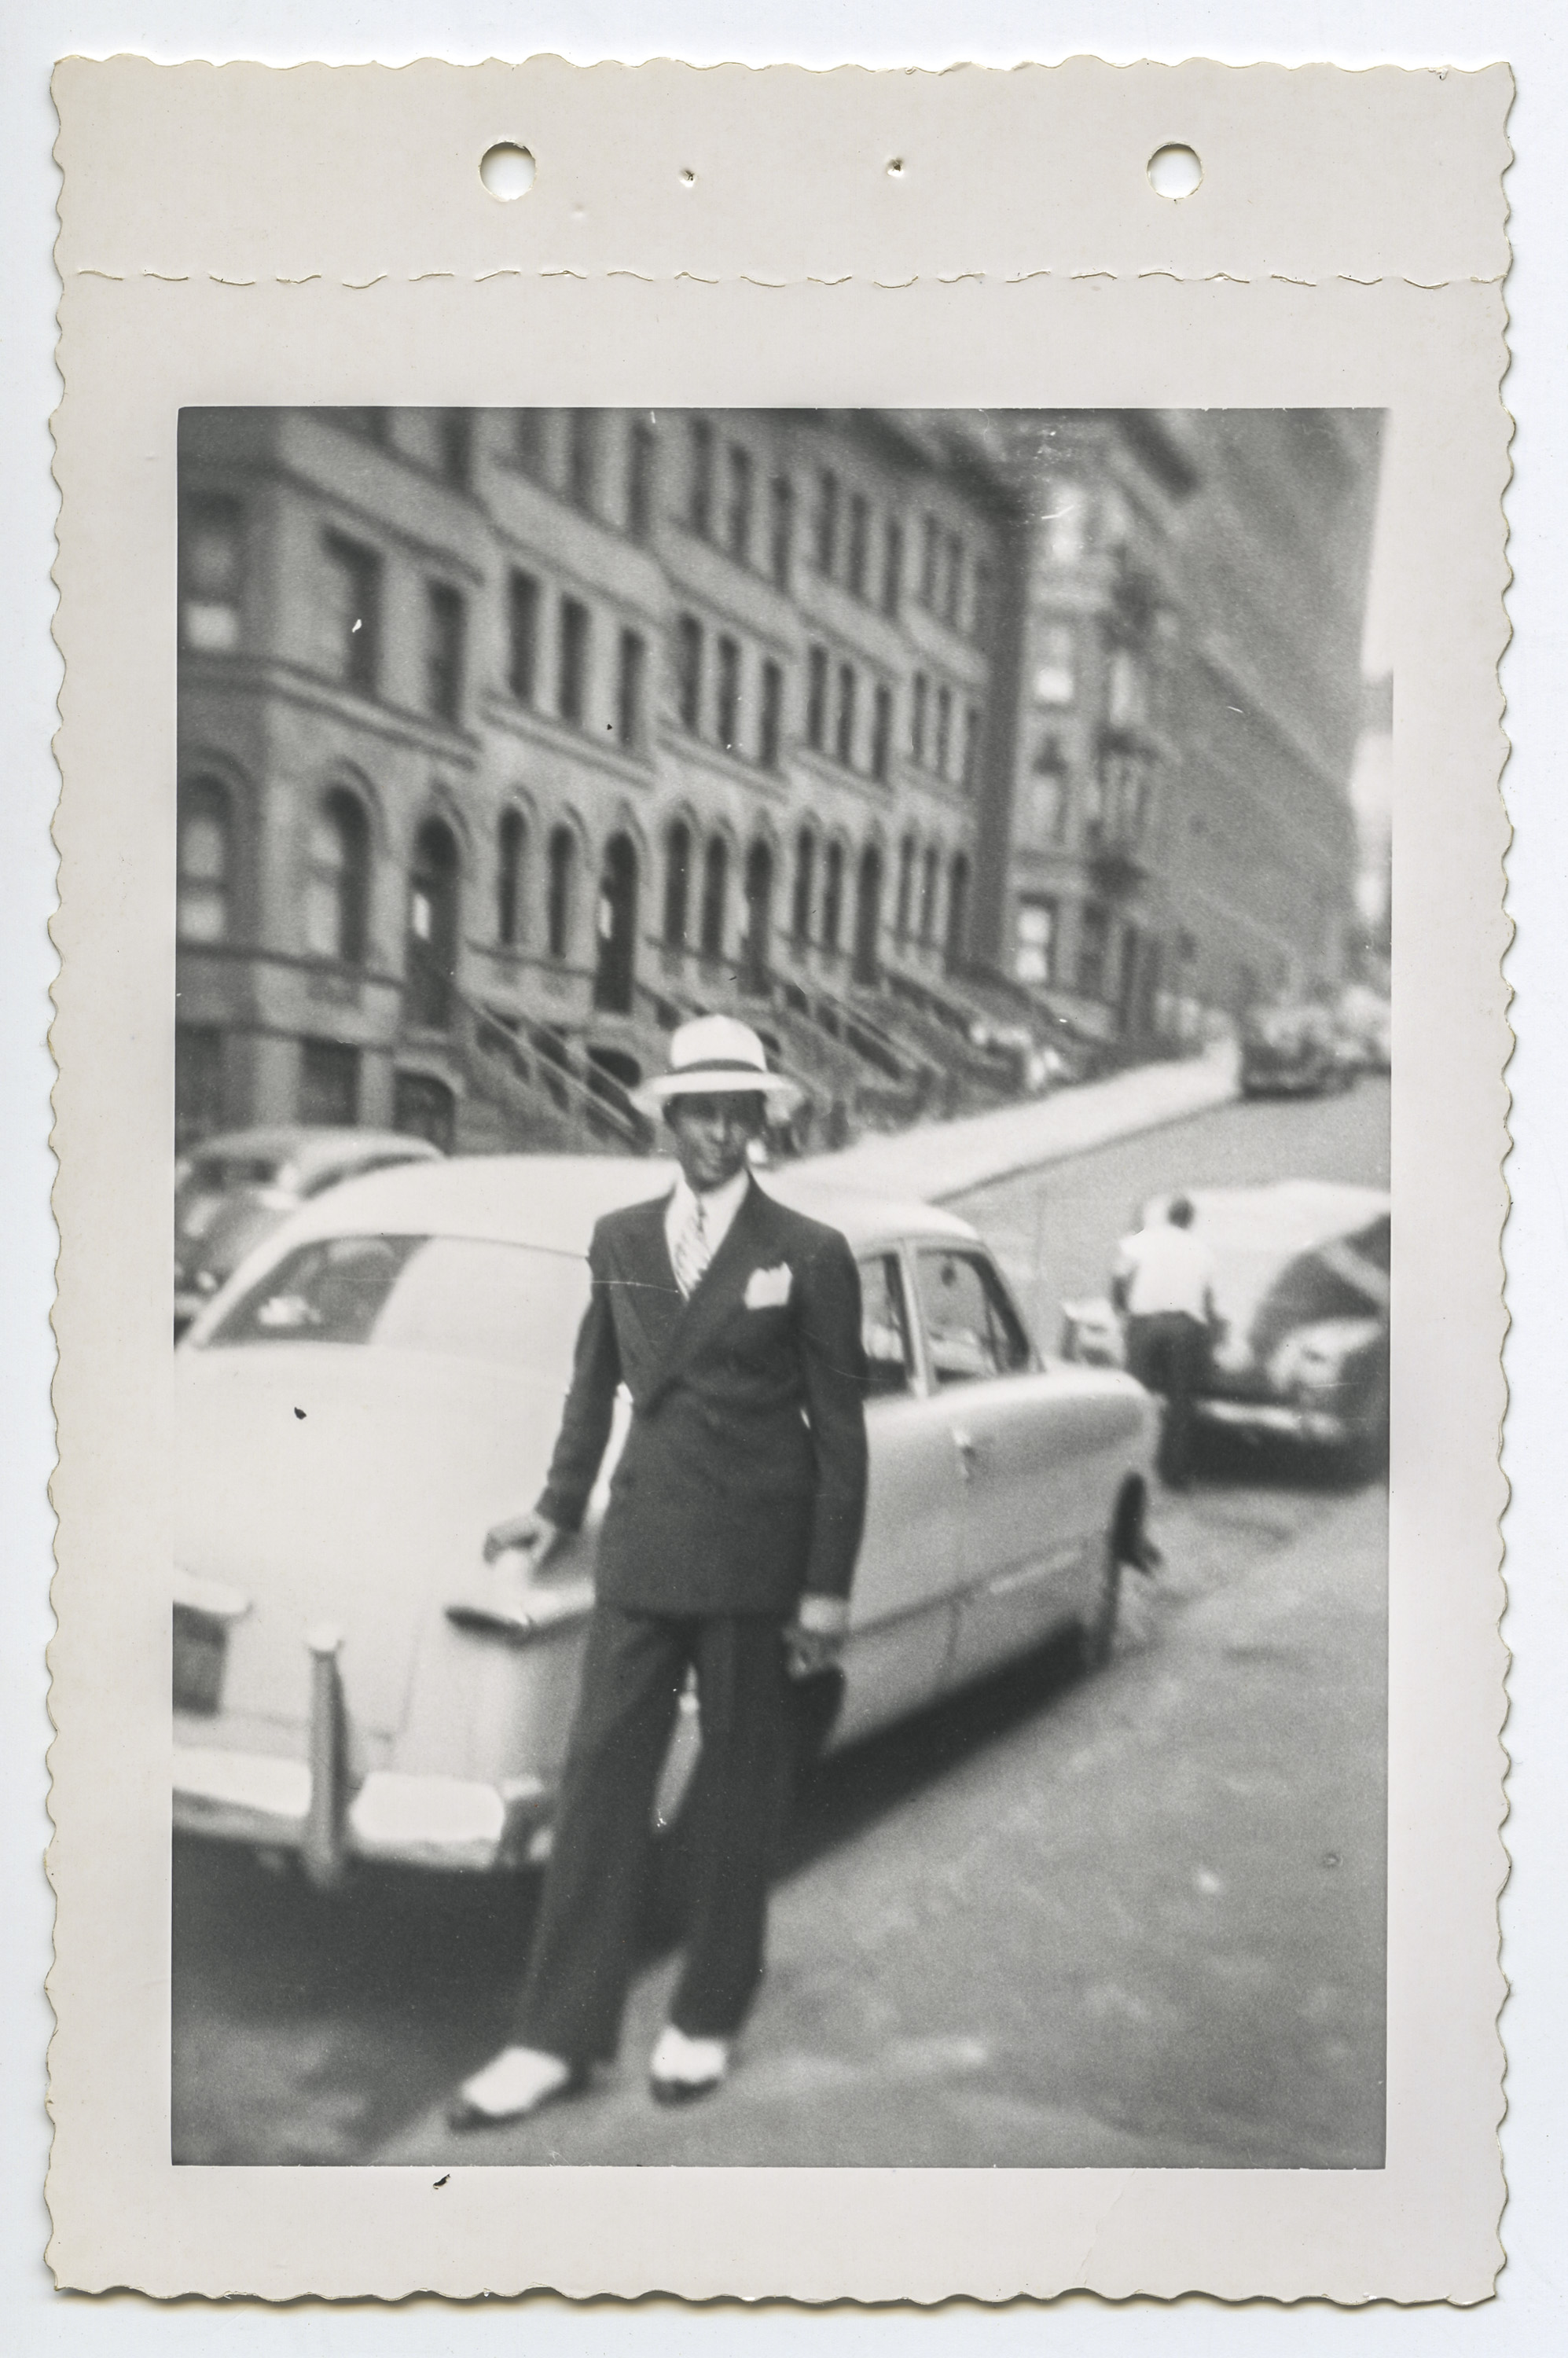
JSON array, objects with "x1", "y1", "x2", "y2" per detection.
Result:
[{"x1": 171, "y1": 1073, "x2": 1390, "y2": 2169}]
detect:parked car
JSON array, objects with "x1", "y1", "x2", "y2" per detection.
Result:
[
  {"x1": 1061, "y1": 1181, "x2": 1390, "y2": 1475},
  {"x1": 1239, "y1": 1003, "x2": 1355, "y2": 1098},
  {"x1": 172, "y1": 1156, "x2": 1157, "y2": 1883},
  {"x1": 174, "y1": 1126, "x2": 443, "y2": 1338}
]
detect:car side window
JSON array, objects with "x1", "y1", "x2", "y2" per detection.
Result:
[
  {"x1": 857, "y1": 1251, "x2": 915, "y2": 1398},
  {"x1": 913, "y1": 1248, "x2": 1032, "y2": 1387}
]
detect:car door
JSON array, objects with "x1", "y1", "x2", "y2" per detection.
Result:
[
  {"x1": 829, "y1": 1245, "x2": 964, "y2": 1746},
  {"x1": 909, "y1": 1242, "x2": 1111, "y2": 1685}
]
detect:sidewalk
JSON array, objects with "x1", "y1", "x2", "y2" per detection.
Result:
[
  {"x1": 379, "y1": 1478, "x2": 1386, "y2": 2173},
  {"x1": 796, "y1": 1039, "x2": 1238, "y2": 1203}
]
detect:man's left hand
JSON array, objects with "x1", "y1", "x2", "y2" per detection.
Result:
[{"x1": 786, "y1": 1592, "x2": 850, "y2": 1680}]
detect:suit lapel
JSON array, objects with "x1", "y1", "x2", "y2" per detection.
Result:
[
  {"x1": 609, "y1": 1195, "x2": 685, "y2": 1358},
  {"x1": 644, "y1": 1179, "x2": 784, "y2": 1410}
]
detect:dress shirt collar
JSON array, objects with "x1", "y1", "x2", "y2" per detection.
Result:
[{"x1": 665, "y1": 1165, "x2": 753, "y2": 1265}]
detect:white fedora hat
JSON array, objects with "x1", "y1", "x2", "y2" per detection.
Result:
[{"x1": 640, "y1": 1014, "x2": 796, "y2": 1105}]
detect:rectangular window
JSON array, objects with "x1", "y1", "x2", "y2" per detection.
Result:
[
  {"x1": 1015, "y1": 897, "x2": 1056, "y2": 985},
  {"x1": 1034, "y1": 622, "x2": 1076, "y2": 705},
  {"x1": 942, "y1": 531, "x2": 963, "y2": 626},
  {"x1": 1108, "y1": 648, "x2": 1147, "y2": 728},
  {"x1": 769, "y1": 475, "x2": 794, "y2": 588},
  {"x1": 920, "y1": 513, "x2": 940, "y2": 607},
  {"x1": 299, "y1": 1038, "x2": 362, "y2": 1128},
  {"x1": 181, "y1": 496, "x2": 244, "y2": 653},
  {"x1": 506, "y1": 569, "x2": 539, "y2": 702},
  {"x1": 847, "y1": 494, "x2": 870, "y2": 598},
  {"x1": 871, "y1": 683, "x2": 893, "y2": 782},
  {"x1": 961, "y1": 703, "x2": 982, "y2": 791},
  {"x1": 716, "y1": 635, "x2": 742, "y2": 751},
  {"x1": 1077, "y1": 902, "x2": 1111, "y2": 1000},
  {"x1": 557, "y1": 596, "x2": 590, "y2": 727},
  {"x1": 676, "y1": 614, "x2": 703, "y2": 731},
  {"x1": 1030, "y1": 754, "x2": 1067, "y2": 841},
  {"x1": 567, "y1": 410, "x2": 599, "y2": 511},
  {"x1": 806, "y1": 645, "x2": 829, "y2": 751},
  {"x1": 321, "y1": 533, "x2": 381, "y2": 693},
  {"x1": 934, "y1": 683, "x2": 953, "y2": 778},
  {"x1": 435, "y1": 410, "x2": 472, "y2": 487},
  {"x1": 759, "y1": 658, "x2": 784, "y2": 769},
  {"x1": 424, "y1": 582, "x2": 465, "y2": 723},
  {"x1": 626, "y1": 419, "x2": 655, "y2": 542},
  {"x1": 880, "y1": 517, "x2": 903, "y2": 618},
  {"x1": 688, "y1": 417, "x2": 715, "y2": 536},
  {"x1": 616, "y1": 628, "x2": 646, "y2": 751},
  {"x1": 835, "y1": 663, "x2": 857, "y2": 766},
  {"x1": 514, "y1": 410, "x2": 547, "y2": 475},
  {"x1": 725, "y1": 445, "x2": 754, "y2": 564},
  {"x1": 813, "y1": 468, "x2": 840, "y2": 575},
  {"x1": 910, "y1": 671, "x2": 928, "y2": 765}
]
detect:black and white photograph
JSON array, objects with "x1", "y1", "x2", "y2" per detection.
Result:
[{"x1": 167, "y1": 401, "x2": 1393, "y2": 2172}]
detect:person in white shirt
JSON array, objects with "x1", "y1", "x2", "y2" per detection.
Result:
[{"x1": 1111, "y1": 1196, "x2": 1217, "y2": 1489}]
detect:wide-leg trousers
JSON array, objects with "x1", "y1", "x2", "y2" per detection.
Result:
[{"x1": 511, "y1": 1604, "x2": 799, "y2": 2067}]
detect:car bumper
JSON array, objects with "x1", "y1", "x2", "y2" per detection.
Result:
[
  {"x1": 1195, "y1": 1397, "x2": 1351, "y2": 1444},
  {"x1": 173, "y1": 1746, "x2": 551, "y2": 1873}
]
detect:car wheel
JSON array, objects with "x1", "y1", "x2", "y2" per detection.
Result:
[{"x1": 1074, "y1": 1532, "x2": 1122, "y2": 1675}]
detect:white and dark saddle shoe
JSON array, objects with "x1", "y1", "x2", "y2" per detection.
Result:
[
  {"x1": 446, "y1": 2045, "x2": 584, "y2": 2132},
  {"x1": 648, "y1": 2025, "x2": 732, "y2": 2106}
]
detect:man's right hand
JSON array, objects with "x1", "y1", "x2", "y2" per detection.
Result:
[{"x1": 483, "y1": 1509, "x2": 562, "y2": 1566}]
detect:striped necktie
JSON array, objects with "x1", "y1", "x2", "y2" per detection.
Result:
[{"x1": 672, "y1": 1193, "x2": 711, "y2": 1300}]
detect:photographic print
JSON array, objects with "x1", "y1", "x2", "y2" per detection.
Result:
[
  {"x1": 46, "y1": 53, "x2": 1508, "y2": 2303},
  {"x1": 169, "y1": 401, "x2": 1391, "y2": 2172}
]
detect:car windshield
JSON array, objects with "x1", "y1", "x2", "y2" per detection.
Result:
[{"x1": 200, "y1": 1232, "x2": 590, "y2": 1380}]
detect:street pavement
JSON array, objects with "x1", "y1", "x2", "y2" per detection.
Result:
[
  {"x1": 171, "y1": 1074, "x2": 1390, "y2": 2170},
  {"x1": 380, "y1": 1476, "x2": 1385, "y2": 2170}
]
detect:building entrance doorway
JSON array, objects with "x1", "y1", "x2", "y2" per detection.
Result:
[
  {"x1": 741, "y1": 840, "x2": 774, "y2": 995},
  {"x1": 408, "y1": 819, "x2": 460, "y2": 1030},
  {"x1": 593, "y1": 833, "x2": 639, "y2": 1015}
]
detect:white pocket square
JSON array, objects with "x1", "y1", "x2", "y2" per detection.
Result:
[{"x1": 744, "y1": 1262, "x2": 793, "y2": 1309}]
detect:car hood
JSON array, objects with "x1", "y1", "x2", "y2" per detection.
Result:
[{"x1": 175, "y1": 1343, "x2": 582, "y2": 1740}]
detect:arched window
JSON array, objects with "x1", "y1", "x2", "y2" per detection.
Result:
[
  {"x1": 894, "y1": 833, "x2": 917, "y2": 946},
  {"x1": 821, "y1": 840, "x2": 845, "y2": 957},
  {"x1": 304, "y1": 789, "x2": 370, "y2": 964},
  {"x1": 177, "y1": 777, "x2": 232, "y2": 944},
  {"x1": 407, "y1": 818, "x2": 461, "y2": 1030},
  {"x1": 497, "y1": 809, "x2": 527, "y2": 948},
  {"x1": 919, "y1": 845, "x2": 940, "y2": 946},
  {"x1": 853, "y1": 843, "x2": 883, "y2": 986},
  {"x1": 663, "y1": 821, "x2": 692, "y2": 948},
  {"x1": 946, "y1": 852, "x2": 971, "y2": 970},
  {"x1": 791, "y1": 828, "x2": 816, "y2": 949},
  {"x1": 700, "y1": 836, "x2": 729, "y2": 960},
  {"x1": 546, "y1": 825, "x2": 577, "y2": 961}
]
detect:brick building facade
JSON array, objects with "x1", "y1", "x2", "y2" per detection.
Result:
[{"x1": 175, "y1": 406, "x2": 1379, "y2": 1155}]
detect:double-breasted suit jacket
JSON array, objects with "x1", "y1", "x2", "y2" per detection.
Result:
[{"x1": 536, "y1": 1179, "x2": 869, "y2": 1618}]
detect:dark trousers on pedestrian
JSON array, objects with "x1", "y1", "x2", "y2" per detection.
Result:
[
  {"x1": 511, "y1": 1605, "x2": 798, "y2": 2068},
  {"x1": 1125, "y1": 1309, "x2": 1207, "y2": 1488}
]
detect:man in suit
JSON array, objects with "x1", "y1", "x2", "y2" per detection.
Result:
[{"x1": 448, "y1": 1016, "x2": 869, "y2": 2128}]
